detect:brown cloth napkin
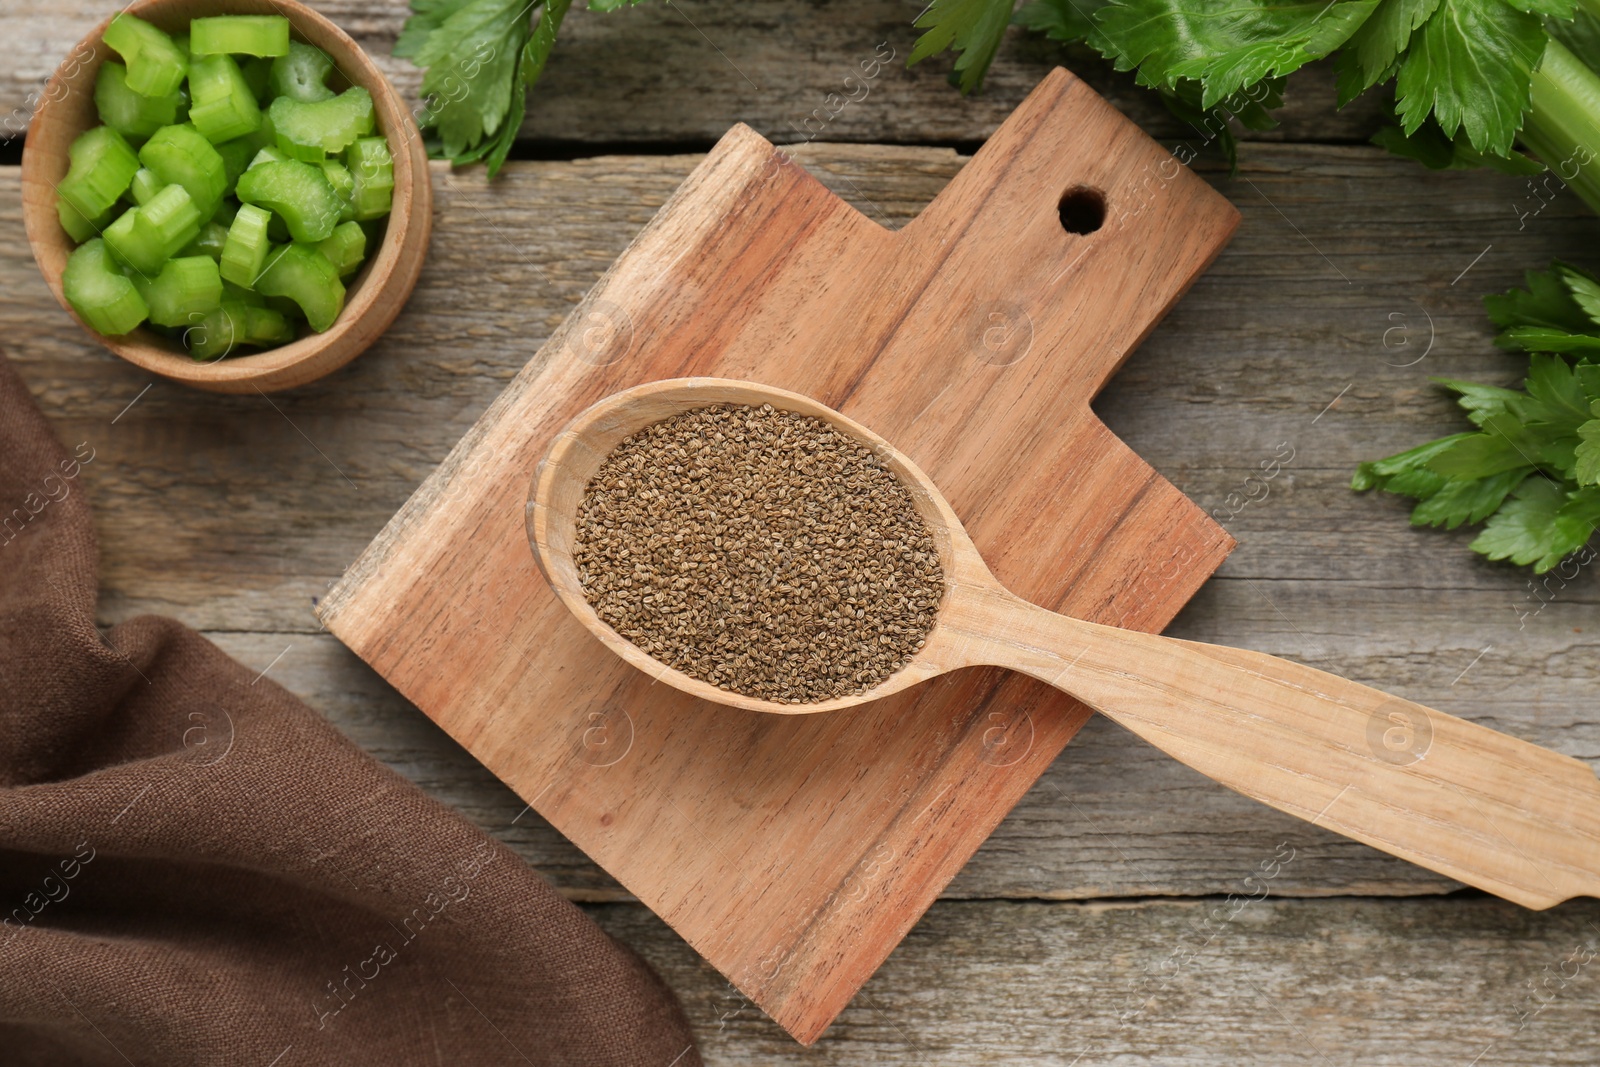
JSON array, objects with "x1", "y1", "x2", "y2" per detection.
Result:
[{"x1": 0, "y1": 355, "x2": 700, "y2": 1067}]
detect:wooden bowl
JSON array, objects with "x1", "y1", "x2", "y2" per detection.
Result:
[{"x1": 20, "y1": 0, "x2": 432, "y2": 393}]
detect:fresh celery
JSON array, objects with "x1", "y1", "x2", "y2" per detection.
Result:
[
  {"x1": 134, "y1": 254, "x2": 223, "y2": 328},
  {"x1": 94, "y1": 62, "x2": 186, "y2": 141},
  {"x1": 189, "y1": 16, "x2": 290, "y2": 58},
  {"x1": 62, "y1": 239, "x2": 148, "y2": 335},
  {"x1": 186, "y1": 298, "x2": 249, "y2": 360},
  {"x1": 182, "y1": 221, "x2": 231, "y2": 261},
  {"x1": 57, "y1": 126, "x2": 139, "y2": 224},
  {"x1": 1523, "y1": 38, "x2": 1600, "y2": 216},
  {"x1": 138, "y1": 124, "x2": 227, "y2": 218},
  {"x1": 188, "y1": 54, "x2": 262, "y2": 144},
  {"x1": 127, "y1": 168, "x2": 163, "y2": 206},
  {"x1": 103, "y1": 14, "x2": 188, "y2": 98},
  {"x1": 216, "y1": 138, "x2": 255, "y2": 188},
  {"x1": 320, "y1": 159, "x2": 355, "y2": 220},
  {"x1": 270, "y1": 41, "x2": 335, "y2": 103},
  {"x1": 317, "y1": 220, "x2": 366, "y2": 277},
  {"x1": 255, "y1": 243, "x2": 345, "y2": 331},
  {"x1": 102, "y1": 184, "x2": 202, "y2": 276},
  {"x1": 249, "y1": 146, "x2": 289, "y2": 169},
  {"x1": 247, "y1": 306, "x2": 295, "y2": 345},
  {"x1": 240, "y1": 57, "x2": 274, "y2": 105},
  {"x1": 57, "y1": 201, "x2": 110, "y2": 243},
  {"x1": 235, "y1": 160, "x2": 343, "y2": 242},
  {"x1": 220, "y1": 203, "x2": 273, "y2": 287},
  {"x1": 345, "y1": 136, "x2": 393, "y2": 221},
  {"x1": 269, "y1": 88, "x2": 374, "y2": 161}
]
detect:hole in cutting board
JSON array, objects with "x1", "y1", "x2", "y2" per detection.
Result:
[{"x1": 1059, "y1": 188, "x2": 1106, "y2": 235}]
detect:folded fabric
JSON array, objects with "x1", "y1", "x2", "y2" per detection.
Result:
[{"x1": 0, "y1": 353, "x2": 700, "y2": 1067}]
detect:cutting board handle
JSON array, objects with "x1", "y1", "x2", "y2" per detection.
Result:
[
  {"x1": 897, "y1": 68, "x2": 1239, "y2": 395},
  {"x1": 963, "y1": 590, "x2": 1600, "y2": 910}
]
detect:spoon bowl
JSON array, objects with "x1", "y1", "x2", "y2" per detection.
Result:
[
  {"x1": 528, "y1": 377, "x2": 982, "y2": 715},
  {"x1": 529, "y1": 376, "x2": 1600, "y2": 911}
]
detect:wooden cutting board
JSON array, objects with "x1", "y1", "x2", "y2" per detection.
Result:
[{"x1": 319, "y1": 68, "x2": 1238, "y2": 1044}]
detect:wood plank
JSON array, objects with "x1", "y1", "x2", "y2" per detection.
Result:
[
  {"x1": 589, "y1": 895, "x2": 1600, "y2": 1061},
  {"x1": 4, "y1": 144, "x2": 1597, "y2": 633},
  {"x1": 206, "y1": 558, "x2": 1599, "y2": 905},
  {"x1": 3, "y1": 1, "x2": 1392, "y2": 148},
  {"x1": 6, "y1": 143, "x2": 1598, "y2": 908},
  {"x1": 313, "y1": 72, "x2": 1241, "y2": 1043}
]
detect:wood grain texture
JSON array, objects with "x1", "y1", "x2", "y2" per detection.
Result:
[
  {"x1": 2, "y1": 1, "x2": 1394, "y2": 149},
  {"x1": 17, "y1": 0, "x2": 433, "y2": 393},
  {"x1": 534, "y1": 376, "x2": 1600, "y2": 909},
  {"x1": 592, "y1": 896, "x2": 1600, "y2": 1065},
  {"x1": 4, "y1": 143, "x2": 1597, "y2": 910},
  {"x1": 316, "y1": 69, "x2": 1241, "y2": 1043},
  {"x1": 5, "y1": 132, "x2": 1600, "y2": 1057}
]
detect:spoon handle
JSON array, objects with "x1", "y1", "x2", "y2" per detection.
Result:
[{"x1": 977, "y1": 595, "x2": 1600, "y2": 909}]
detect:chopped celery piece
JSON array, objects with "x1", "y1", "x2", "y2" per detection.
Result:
[
  {"x1": 234, "y1": 160, "x2": 342, "y2": 242},
  {"x1": 188, "y1": 54, "x2": 261, "y2": 144},
  {"x1": 240, "y1": 57, "x2": 273, "y2": 104},
  {"x1": 270, "y1": 42, "x2": 335, "y2": 103},
  {"x1": 182, "y1": 221, "x2": 230, "y2": 261},
  {"x1": 215, "y1": 138, "x2": 254, "y2": 188},
  {"x1": 317, "y1": 220, "x2": 366, "y2": 277},
  {"x1": 269, "y1": 88, "x2": 374, "y2": 161},
  {"x1": 102, "y1": 184, "x2": 202, "y2": 276},
  {"x1": 133, "y1": 255, "x2": 222, "y2": 328},
  {"x1": 185, "y1": 292, "x2": 291, "y2": 359},
  {"x1": 263, "y1": 295, "x2": 302, "y2": 320},
  {"x1": 345, "y1": 137, "x2": 393, "y2": 221},
  {"x1": 186, "y1": 298, "x2": 249, "y2": 360},
  {"x1": 58, "y1": 199, "x2": 110, "y2": 243},
  {"x1": 58, "y1": 126, "x2": 139, "y2": 222},
  {"x1": 103, "y1": 14, "x2": 188, "y2": 98},
  {"x1": 249, "y1": 146, "x2": 288, "y2": 169},
  {"x1": 220, "y1": 203, "x2": 273, "y2": 286},
  {"x1": 128, "y1": 168, "x2": 163, "y2": 206},
  {"x1": 255, "y1": 243, "x2": 344, "y2": 331},
  {"x1": 238, "y1": 112, "x2": 277, "y2": 156},
  {"x1": 139, "y1": 124, "x2": 226, "y2": 218},
  {"x1": 95, "y1": 62, "x2": 185, "y2": 141},
  {"x1": 63, "y1": 239, "x2": 147, "y2": 335},
  {"x1": 189, "y1": 16, "x2": 290, "y2": 57},
  {"x1": 222, "y1": 280, "x2": 264, "y2": 306},
  {"x1": 321, "y1": 160, "x2": 354, "y2": 221},
  {"x1": 247, "y1": 305, "x2": 295, "y2": 345}
]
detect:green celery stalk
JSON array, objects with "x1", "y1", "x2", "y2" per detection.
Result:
[
  {"x1": 139, "y1": 124, "x2": 227, "y2": 218},
  {"x1": 103, "y1": 14, "x2": 188, "y2": 98},
  {"x1": 345, "y1": 136, "x2": 393, "y2": 221},
  {"x1": 317, "y1": 220, "x2": 366, "y2": 276},
  {"x1": 255, "y1": 243, "x2": 345, "y2": 331},
  {"x1": 234, "y1": 160, "x2": 343, "y2": 242},
  {"x1": 134, "y1": 254, "x2": 223, "y2": 328},
  {"x1": 189, "y1": 54, "x2": 262, "y2": 144},
  {"x1": 102, "y1": 184, "x2": 202, "y2": 276},
  {"x1": 57, "y1": 200, "x2": 110, "y2": 243},
  {"x1": 57, "y1": 126, "x2": 139, "y2": 223},
  {"x1": 94, "y1": 62, "x2": 186, "y2": 141},
  {"x1": 1522, "y1": 37, "x2": 1600, "y2": 215},
  {"x1": 63, "y1": 239, "x2": 148, "y2": 335},
  {"x1": 268, "y1": 88, "x2": 375, "y2": 161},
  {"x1": 128, "y1": 168, "x2": 163, "y2": 206},
  {"x1": 189, "y1": 16, "x2": 290, "y2": 58},
  {"x1": 220, "y1": 203, "x2": 274, "y2": 286},
  {"x1": 270, "y1": 42, "x2": 335, "y2": 102}
]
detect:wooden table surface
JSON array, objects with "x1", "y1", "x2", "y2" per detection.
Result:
[{"x1": 5, "y1": 2, "x2": 1599, "y2": 1062}]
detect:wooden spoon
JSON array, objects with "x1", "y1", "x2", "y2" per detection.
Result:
[{"x1": 528, "y1": 377, "x2": 1600, "y2": 910}]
